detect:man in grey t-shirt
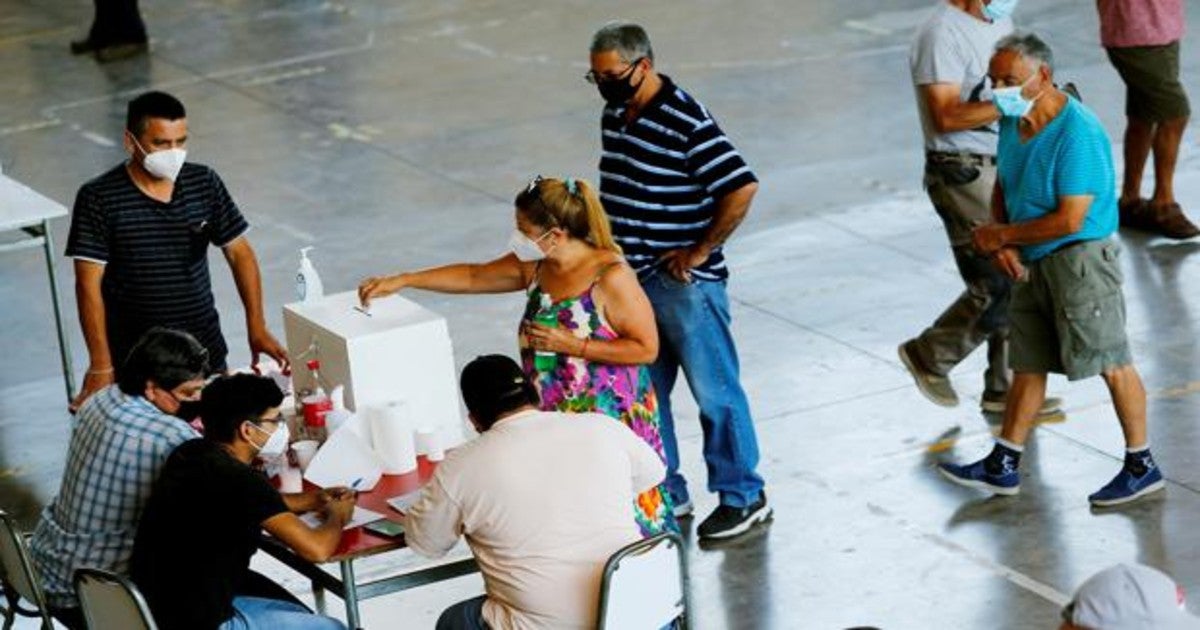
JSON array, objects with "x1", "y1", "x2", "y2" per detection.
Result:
[{"x1": 899, "y1": 0, "x2": 1059, "y2": 416}]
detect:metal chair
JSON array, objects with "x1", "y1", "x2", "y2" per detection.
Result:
[
  {"x1": 73, "y1": 569, "x2": 158, "y2": 630},
  {"x1": 0, "y1": 509, "x2": 54, "y2": 630},
  {"x1": 596, "y1": 532, "x2": 690, "y2": 629}
]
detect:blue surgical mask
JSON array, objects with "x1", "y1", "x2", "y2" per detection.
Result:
[
  {"x1": 983, "y1": 0, "x2": 1019, "y2": 22},
  {"x1": 992, "y1": 73, "x2": 1040, "y2": 118},
  {"x1": 993, "y1": 86, "x2": 1032, "y2": 118}
]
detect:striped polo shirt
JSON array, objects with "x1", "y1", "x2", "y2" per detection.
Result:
[
  {"x1": 599, "y1": 75, "x2": 758, "y2": 281},
  {"x1": 65, "y1": 162, "x2": 249, "y2": 369}
]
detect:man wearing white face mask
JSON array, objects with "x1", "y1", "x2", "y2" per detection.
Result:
[
  {"x1": 131, "y1": 373, "x2": 353, "y2": 630},
  {"x1": 902, "y1": 0, "x2": 1070, "y2": 418},
  {"x1": 65, "y1": 90, "x2": 289, "y2": 413}
]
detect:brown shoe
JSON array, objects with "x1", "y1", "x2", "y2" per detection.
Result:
[
  {"x1": 1119, "y1": 198, "x2": 1152, "y2": 230},
  {"x1": 1151, "y1": 203, "x2": 1200, "y2": 240}
]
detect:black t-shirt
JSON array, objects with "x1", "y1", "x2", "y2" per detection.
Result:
[
  {"x1": 64, "y1": 162, "x2": 250, "y2": 371},
  {"x1": 130, "y1": 439, "x2": 287, "y2": 630}
]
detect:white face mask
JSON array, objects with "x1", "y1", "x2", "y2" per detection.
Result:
[
  {"x1": 131, "y1": 135, "x2": 187, "y2": 182},
  {"x1": 508, "y1": 229, "x2": 552, "y2": 262},
  {"x1": 251, "y1": 421, "x2": 290, "y2": 460}
]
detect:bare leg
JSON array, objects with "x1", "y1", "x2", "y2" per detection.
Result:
[
  {"x1": 997, "y1": 371, "x2": 1047, "y2": 445},
  {"x1": 1100, "y1": 364, "x2": 1148, "y2": 447},
  {"x1": 1121, "y1": 117, "x2": 1155, "y2": 206},
  {"x1": 1149, "y1": 116, "x2": 1188, "y2": 208}
]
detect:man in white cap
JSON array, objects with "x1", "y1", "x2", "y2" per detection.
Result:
[{"x1": 1060, "y1": 563, "x2": 1200, "y2": 629}]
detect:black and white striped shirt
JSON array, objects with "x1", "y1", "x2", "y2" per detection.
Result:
[
  {"x1": 65, "y1": 162, "x2": 249, "y2": 369},
  {"x1": 599, "y1": 75, "x2": 757, "y2": 281}
]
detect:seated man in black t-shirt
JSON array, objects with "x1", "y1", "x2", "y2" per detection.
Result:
[{"x1": 130, "y1": 373, "x2": 353, "y2": 630}]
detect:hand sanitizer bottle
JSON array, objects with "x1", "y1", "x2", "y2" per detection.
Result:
[{"x1": 296, "y1": 247, "x2": 324, "y2": 302}]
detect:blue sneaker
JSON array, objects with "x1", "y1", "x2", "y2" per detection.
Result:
[
  {"x1": 937, "y1": 459, "x2": 1020, "y2": 496},
  {"x1": 1088, "y1": 466, "x2": 1165, "y2": 507}
]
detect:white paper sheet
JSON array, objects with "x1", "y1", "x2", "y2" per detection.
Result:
[
  {"x1": 302, "y1": 423, "x2": 385, "y2": 491},
  {"x1": 299, "y1": 506, "x2": 386, "y2": 531}
]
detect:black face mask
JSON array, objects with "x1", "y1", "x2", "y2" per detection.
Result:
[
  {"x1": 597, "y1": 62, "x2": 644, "y2": 106},
  {"x1": 173, "y1": 400, "x2": 203, "y2": 422}
]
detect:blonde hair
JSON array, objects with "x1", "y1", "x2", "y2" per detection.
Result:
[{"x1": 514, "y1": 177, "x2": 622, "y2": 254}]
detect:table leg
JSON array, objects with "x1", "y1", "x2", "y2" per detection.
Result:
[
  {"x1": 41, "y1": 218, "x2": 74, "y2": 401},
  {"x1": 339, "y1": 560, "x2": 361, "y2": 629}
]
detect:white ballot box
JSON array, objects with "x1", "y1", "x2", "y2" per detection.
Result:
[{"x1": 283, "y1": 291, "x2": 464, "y2": 448}]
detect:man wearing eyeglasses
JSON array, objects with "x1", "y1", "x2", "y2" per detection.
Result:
[
  {"x1": 131, "y1": 373, "x2": 352, "y2": 630},
  {"x1": 587, "y1": 22, "x2": 769, "y2": 540},
  {"x1": 29, "y1": 328, "x2": 209, "y2": 629}
]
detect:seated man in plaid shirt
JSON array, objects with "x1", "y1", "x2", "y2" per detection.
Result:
[{"x1": 29, "y1": 328, "x2": 208, "y2": 628}]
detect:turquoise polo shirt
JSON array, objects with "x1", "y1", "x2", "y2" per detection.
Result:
[{"x1": 997, "y1": 96, "x2": 1118, "y2": 262}]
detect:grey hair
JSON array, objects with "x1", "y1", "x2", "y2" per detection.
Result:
[
  {"x1": 590, "y1": 22, "x2": 655, "y2": 64},
  {"x1": 995, "y1": 32, "x2": 1054, "y2": 71}
]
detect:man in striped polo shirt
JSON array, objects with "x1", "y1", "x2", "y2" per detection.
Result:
[
  {"x1": 939, "y1": 34, "x2": 1163, "y2": 507},
  {"x1": 66, "y1": 91, "x2": 288, "y2": 412},
  {"x1": 588, "y1": 22, "x2": 770, "y2": 539}
]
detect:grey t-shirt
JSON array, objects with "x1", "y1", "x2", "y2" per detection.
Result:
[{"x1": 910, "y1": 2, "x2": 1013, "y2": 155}]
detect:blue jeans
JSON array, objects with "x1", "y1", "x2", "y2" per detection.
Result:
[
  {"x1": 642, "y1": 273, "x2": 765, "y2": 508},
  {"x1": 436, "y1": 595, "x2": 489, "y2": 630},
  {"x1": 219, "y1": 597, "x2": 345, "y2": 630}
]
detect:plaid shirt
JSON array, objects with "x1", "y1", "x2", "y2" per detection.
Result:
[{"x1": 30, "y1": 385, "x2": 198, "y2": 608}]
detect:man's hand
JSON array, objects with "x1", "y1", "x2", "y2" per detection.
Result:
[
  {"x1": 69, "y1": 368, "x2": 114, "y2": 414},
  {"x1": 992, "y1": 247, "x2": 1026, "y2": 280},
  {"x1": 324, "y1": 493, "x2": 356, "y2": 525},
  {"x1": 972, "y1": 223, "x2": 1009, "y2": 256},
  {"x1": 660, "y1": 246, "x2": 710, "y2": 283},
  {"x1": 249, "y1": 326, "x2": 289, "y2": 373},
  {"x1": 320, "y1": 487, "x2": 357, "y2": 504}
]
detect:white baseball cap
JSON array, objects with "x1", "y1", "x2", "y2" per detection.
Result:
[{"x1": 1065, "y1": 564, "x2": 1200, "y2": 630}]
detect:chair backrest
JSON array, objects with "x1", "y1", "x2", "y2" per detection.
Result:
[
  {"x1": 597, "y1": 532, "x2": 689, "y2": 629},
  {"x1": 74, "y1": 568, "x2": 159, "y2": 630},
  {"x1": 0, "y1": 509, "x2": 54, "y2": 628}
]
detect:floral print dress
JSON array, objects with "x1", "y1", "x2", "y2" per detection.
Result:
[{"x1": 520, "y1": 265, "x2": 676, "y2": 536}]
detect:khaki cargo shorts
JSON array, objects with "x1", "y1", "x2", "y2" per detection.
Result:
[{"x1": 1009, "y1": 239, "x2": 1132, "y2": 380}]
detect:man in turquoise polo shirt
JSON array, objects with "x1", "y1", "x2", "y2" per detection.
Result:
[{"x1": 937, "y1": 32, "x2": 1163, "y2": 507}]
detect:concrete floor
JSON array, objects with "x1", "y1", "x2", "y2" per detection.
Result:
[{"x1": 3, "y1": 0, "x2": 1200, "y2": 628}]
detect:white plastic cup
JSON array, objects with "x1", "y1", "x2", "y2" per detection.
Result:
[
  {"x1": 415, "y1": 427, "x2": 445, "y2": 462},
  {"x1": 279, "y1": 466, "x2": 303, "y2": 493},
  {"x1": 291, "y1": 440, "x2": 320, "y2": 472}
]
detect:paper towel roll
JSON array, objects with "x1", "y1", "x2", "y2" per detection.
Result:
[
  {"x1": 369, "y1": 401, "x2": 417, "y2": 474},
  {"x1": 415, "y1": 426, "x2": 445, "y2": 462}
]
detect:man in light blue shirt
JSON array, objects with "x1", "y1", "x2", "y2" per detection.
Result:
[
  {"x1": 937, "y1": 33, "x2": 1162, "y2": 508},
  {"x1": 29, "y1": 328, "x2": 207, "y2": 628}
]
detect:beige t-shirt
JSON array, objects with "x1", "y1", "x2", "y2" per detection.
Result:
[{"x1": 404, "y1": 410, "x2": 666, "y2": 629}]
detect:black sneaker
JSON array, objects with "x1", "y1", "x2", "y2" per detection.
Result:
[{"x1": 697, "y1": 493, "x2": 772, "y2": 540}]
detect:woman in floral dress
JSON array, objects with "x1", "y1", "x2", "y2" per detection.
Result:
[{"x1": 359, "y1": 176, "x2": 675, "y2": 535}]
